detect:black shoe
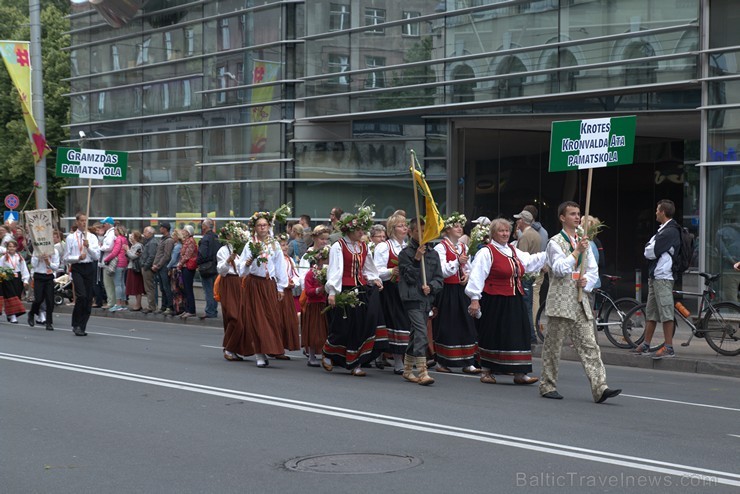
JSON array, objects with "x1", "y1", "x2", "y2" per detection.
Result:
[
  {"x1": 542, "y1": 391, "x2": 564, "y2": 400},
  {"x1": 393, "y1": 369, "x2": 404, "y2": 375},
  {"x1": 73, "y1": 326, "x2": 87, "y2": 336},
  {"x1": 28, "y1": 313, "x2": 35, "y2": 327},
  {"x1": 597, "y1": 388, "x2": 622, "y2": 404},
  {"x1": 45, "y1": 324, "x2": 54, "y2": 331}
]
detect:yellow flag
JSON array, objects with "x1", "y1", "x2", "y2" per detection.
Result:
[
  {"x1": 0, "y1": 41, "x2": 51, "y2": 164},
  {"x1": 250, "y1": 60, "x2": 281, "y2": 155},
  {"x1": 410, "y1": 155, "x2": 444, "y2": 244}
]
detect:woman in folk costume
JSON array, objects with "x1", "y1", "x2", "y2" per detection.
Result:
[
  {"x1": 322, "y1": 205, "x2": 388, "y2": 376},
  {"x1": 373, "y1": 213, "x2": 411, "y2": 374},
  {"x1": 302, "y1": 248, "x2": 329, "y2": 367},
  {"x1": 239, "y1": 211, "x2": 288, "y2": 368},
  {"x1": 0, "y1": 240, "x2": 30, "y2": 323},
  {"x1": 276, "y1": 234, "x2": 301, "y2": 356},
  {"x1": 433, "y1": 212, "x2": 481, "y2": 374},
  {"x1": 465, "y1": 218, "x2": 547, "y2": 385},
  {"x1": 218, "y1": 221, "x2": 251, "y2": 361},
  {"x1": 297, "y1": 225, "x2": 331, "y2": 290}
]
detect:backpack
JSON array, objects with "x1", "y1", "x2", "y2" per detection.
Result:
[{"x1": 672, "y1": 223, "x2": 694, "y2": 273}]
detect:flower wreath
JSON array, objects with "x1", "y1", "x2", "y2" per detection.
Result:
[
  {"x1": 247, "y1": 211, "x2": 273, "y2": 231},
  {"x1": 336, "y1": 203, "x2": 376, "y2": 234},
  {"x1": 275, "y1": 232, "x2": 290, "y2": 243},
  {"x1": 444, "y1": 212, "x2": 468, "y2": 229}
]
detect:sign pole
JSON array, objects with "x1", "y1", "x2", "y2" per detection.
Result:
[
  {"x1": 578, "y1": 168, "x2": 593, "y2": 302},
  {"x1": 84, "y1": 178, "x2": 92, "y2": 230},
  {"x1": 410, "y1": 151, "x2": 427, "y2": 286}
]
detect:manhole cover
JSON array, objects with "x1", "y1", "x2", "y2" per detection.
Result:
[{"x1": 285, "y1": 453, "x2": 421, "y2": 474}]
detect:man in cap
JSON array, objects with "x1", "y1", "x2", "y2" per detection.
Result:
[
  {"x1": 151, "y1": 221, "x2": 175, "y2": 315},
  {"x1": 514, "y1": 209, "x2": 542, "y2": 343},
  {"x1": 99, "y1": 216, "x2": 116, "y2": 308}
]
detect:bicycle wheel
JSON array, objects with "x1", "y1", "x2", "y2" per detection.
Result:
[
  {"x1": 703, "y1": 302, "x2": 740, "y2": 356},
  {"x1": 622, "y1": 304, "x2": 647, "y2": 348},
  {"x1": 535, "y1": 304, "x2": 548, "y2": 343},
  {"x1": 602, "y1": 297, "x2": 640, "y2": 349}
]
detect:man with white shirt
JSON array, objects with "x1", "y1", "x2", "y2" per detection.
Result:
[
  {"x1": 65, "y1": 213, "x2": 101, "y2": 336},
  {"x1": 99, "y1": 216, "x2": 116, "y2": 308},
  {"x1": 28, "y1": 248, "x2": 60, "y2": 330},
  {"x1": 633, "y1": 199, "x2": 682, "y2": 359}
]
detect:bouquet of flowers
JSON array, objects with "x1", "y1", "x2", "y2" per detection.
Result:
[
  {"x1": 576, "y1": 219, "x2": 606, "y2": 241},
  {"x1": 219, "y1": 221, "x2": 250, "y2": 255},
  {"x1": 0, "y1": 266, "x2": 14, "y2": 282},
  {"x1": 468, "y1": 223, "x2": 490, "y2": 257},
  {"x1": 272, "y1": 203, "x2": 292, "y2": 225},
  {"x1": 312, "y1": 265, "x2": 328, "y2": 286},
  {"x1": 322, "y1": 287, "x2": 364, "y2": 319},
  {"x1": 248, "y1": 239, "x2": 270, "y2": 266},
  {"x1": 389, "y1": 258, "x2": 399, "y2": 283}
]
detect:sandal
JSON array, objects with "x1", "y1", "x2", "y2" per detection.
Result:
[
  {"x1": 513, "y1": 375, "x2": 539, "y2": 385},
  {"x1": 350, "y1": 368, "x2": 366, "y2": 377},
  {"x1": 223, "y1": 351, "x2": 243, "y2": 362},
  {"x1": 480, "y1": 373, "x2": 497, "y2": 384},
  {"x1": 321, "y1": 356, "x2": 333, "y2": 372},
  {"x1": 462, "y1": 366, "x2": 482, "y2": 374},
  {"x1": 435, "y1": 365, "x2": 451, "y2": 373}
]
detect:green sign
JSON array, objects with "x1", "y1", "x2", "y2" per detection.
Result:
[
  {"x1": 549, "y1": 116, "x2": 636, "y2": 172},
  {"x1": 55, "y1": 147, "x2": 128, "y2": 180}
]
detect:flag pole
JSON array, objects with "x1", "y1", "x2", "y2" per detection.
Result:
[
  {"x1": 410, "y1": 150, "x2": 427, "y2": 286},
  {"x1": 577, "y1": 168, "x2": 593, "y2": 302}
]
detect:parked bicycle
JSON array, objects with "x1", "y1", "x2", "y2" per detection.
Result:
[
  {"x1": 535, "y1": 274, "x2": 640, "y2": 348},
  {"x1": 621, "y1": 272, "x2": 740, "y2": 356}
]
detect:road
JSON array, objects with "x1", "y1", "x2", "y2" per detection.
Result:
[{"x1": 2, "y1": 313, "x2": 738, "y2": 493}]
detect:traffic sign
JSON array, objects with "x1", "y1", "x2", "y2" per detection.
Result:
[
  {"x1": 4, "y1": 211, "x2": 19, "y2": 223},
  {"x1": 4, "y1": 194, "x2": 19, "y2": 210}
]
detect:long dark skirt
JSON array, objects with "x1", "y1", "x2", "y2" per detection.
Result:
[
  {"x1": 302, "y1": 301, "x2": 328, "y2": 351},
  {"x1": 279, "y1": 287, "x2": 300, "y2": 351},
  {"x1": 477, "y1": 293, "x2": 532, "y2": 374},
  {"x1": 1, "y1": 278, "x2": 25, "y2": 316},
  {"x1": 380, "y1": 280, "x2": 411, "y2": 354},
  {"x1": 432, "y1": 283, "x2": 478, "y2": 368},
  {"x1": 171, "y1": 270, "x2": 184, "y2": 314},
  {"x1": 242, "y1": 275, "x2": 284, "y2": 355},
  {"x1": 221, "y1": 275, "x2": 252, "y2": 356},
  {"x1": 323, "y1": 284, "x2": 388, "y2": 370}
]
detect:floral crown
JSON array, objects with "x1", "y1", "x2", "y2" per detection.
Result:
[
  {"x1": 247, "y1": 211, "x2": 273, "y2": 230},
  {"x1": 276, "y1": 232, "x2": 290, "y2": 243},
  {"x1": 218, "y1": 220, "x2": 250, "y2": 253},
  {"x1": 303, "y1": 245, "x2": 330, "y2": 265},
  {"x1": 444, "y1": 212, "x2": 467, "y2": 229},
  {"x1": 336, "y1": 203, "x2": 376, "y2": 234}
]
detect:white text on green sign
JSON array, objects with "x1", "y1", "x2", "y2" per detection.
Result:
[
  {"x1": 55, "y1": 147, "x2": 128, "y2": 181},
  {"x1": 549, "y1": 116, "x2": 636, "y2": 172}
]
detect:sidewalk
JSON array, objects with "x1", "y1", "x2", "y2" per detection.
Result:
[{"x1": 45, "y1": 290, "x2": 740, "y2": 379}]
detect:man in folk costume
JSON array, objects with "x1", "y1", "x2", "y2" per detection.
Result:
[
  {"x1": 322, "y1": 205, "x2": 388, "y2": 376},
  {"x1": 433, "y1": 212, "x2": 480, "y2": 374},
  {"x1": 398, "y1": 218, "x2": 444, "y2": 385},
  {"x1": 64, "y1": 213, "x2": 101, "y2": 336},
  {"x1": 539, "y1": 201, "x2": 621, "y2": 403}
]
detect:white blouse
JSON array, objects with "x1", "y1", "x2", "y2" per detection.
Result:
[
  {"x1": 373, "y1": 238, "x2": 406, "y2": 281},
  {"x1": 216, "y1": 244, "x2": 241, "y2": 276},
  {"x1": 64, "y1": 230, "x2": 101, "y2": 264},
  {"x1": 465, "y1": 241, "x2": 547, "y2": 301},
  {"x1": 0, "y1": 253, "x2": 30, "y2": 283},
  {"x1": 238, "y1": 237, "x2": 288, "y2": 291},
  {"x1": 31, "y1": 250, "x2": 60, "y2": 275},
  {"x1": 434, "y1": 237, "x2": 472, "y2": 278},
  {"x1": 325, "y1": 237, "x2": 380, "y2": 296}
]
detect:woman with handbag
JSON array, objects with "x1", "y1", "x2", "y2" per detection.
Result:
[
  {"x1": 125, "y1": 230, "x2": 145, "y2": 311},
  {"x1": 178, "y1": 225, "x2": 198, "y2": 319},
  {"x1": 103, "y1": 224, "x2": 130, "y2": 312}
]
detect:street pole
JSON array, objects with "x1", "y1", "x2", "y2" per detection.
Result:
[{"x1": 29, "y1": 0, "x2": 47, "y2": 210}]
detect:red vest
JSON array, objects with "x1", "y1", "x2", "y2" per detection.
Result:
[
  {"x1": 340, "y1": 238, "x2": 368, "y2": 287},
  {"x1": 482, "y1": 244, "x2": 524, "y2": 296},
  {"x1": 441, "y1": 238, "x2": 465, "y2": 284}
]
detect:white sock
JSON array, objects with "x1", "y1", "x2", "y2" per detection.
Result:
[
  {"x1": 393, "y1": 353, "x2": 404, "y2": 371},
  {"x1": 308, "y1": 348, "x2": 317, "y2": 362}
]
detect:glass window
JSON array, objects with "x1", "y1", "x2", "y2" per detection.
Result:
[
  {"x1": 365, "y1": 56, "x2": 385, "y2": 88},
  {"x1": 365, "y1": 8, "x2": 385, "y2": 34},
  {"x1": 136, "y1": 38, "x2": 151, "y2": 66},
  {"x1": 330, "y1": 3, "x2": 350, "y2": 31},
  {"x1": 220, "y1": 19, "x2": 231, "y2": 50},
  {"x1": 706, "y1": 166, "x2": 740, "y2": 302},
  {"x1": 403, "y1": 11, "x2": 420, "y2": 37},
  {"x1": 185, "y1": 27, "x2": 195, "y2": 56},
  {"x1": 328, "y1": 54, "x2": 350, "y2": 85}
]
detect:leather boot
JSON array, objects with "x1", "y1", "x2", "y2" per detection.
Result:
[
  {"x1": 415, "y1": 357, "x2": 435, "y2": 386},
  {"x1": 402, "y1": 354, "x2": 419, "y2": 383}
]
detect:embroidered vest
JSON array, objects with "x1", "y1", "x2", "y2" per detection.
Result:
[
  {"x1": 441, "y1": 238, "x2": 464, "y2": 284},
  {"x1": 340, "y1": 238, "x2": 368, "y2": 287},
  {"x1": 544, "y1": 233, "x2": 593, "y2": 321},
  {"x1": 482, "y1": 244, "x2": 524, "y2": 296}
]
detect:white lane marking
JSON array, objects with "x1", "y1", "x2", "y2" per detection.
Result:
[
  {"x1": 621, "y1": 394, "x2": 740, "y2": 413},
  {"x1": 199, "y1": 345, "x2": 308, "y2": 359},
  {"x1": 53, "y1": 328, "x2": 151, "y2": 340},
  {"x1": 1, "y1": 352, "x2": 738, "y2": 487},
  {"x1": 729, "y1": 434, "x2": 740, "y2": 439}
]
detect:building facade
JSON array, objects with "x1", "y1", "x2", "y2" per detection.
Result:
[{"x1": 66, "y1": 0, "x2": 740, "y2": 300}]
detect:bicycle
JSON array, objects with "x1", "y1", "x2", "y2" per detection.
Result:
[
  {"x1": 535, "y1": 274, "x2": 640, "y2": 349},
  {"x1": 621, "y1": 272, "x2": 740, "y2": 356}
]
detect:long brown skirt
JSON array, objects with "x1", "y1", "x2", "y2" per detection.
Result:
[
  {"x1": 279, "y1": 288, "x2": 300, "y2": 351},
  {"x1": 221, "y1": 275, "x2": 252, "y2": 356},
  {"x1": 242, "y1": 275, "x2": 284, "y2": 355},
  {"x1": 302, "y1": 301, "x2": 328, "y2": 351}
]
